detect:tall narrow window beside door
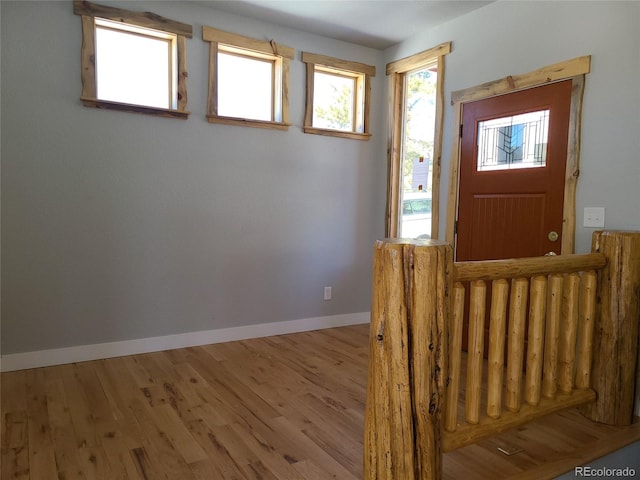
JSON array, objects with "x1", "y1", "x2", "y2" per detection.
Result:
[
  {"x1": 385, "y1": 42, "x2": 451, "y2": 240},
  {"x1": 398, "y1": 66, "x2": 438, "y2": 239}
]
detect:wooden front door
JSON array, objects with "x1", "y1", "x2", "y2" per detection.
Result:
[{"x1": 456, "y1": 80, "x2": 572, "y2": 262}]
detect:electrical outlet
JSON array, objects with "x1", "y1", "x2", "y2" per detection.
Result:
[
  {"x1": 324, "y1": 286, "x2": 332, "y2": 300},
  {"x1": 584, "y1": 207, "x2": 605, "y2": 228}
]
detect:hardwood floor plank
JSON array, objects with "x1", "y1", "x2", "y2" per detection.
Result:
[
  {"x1": 72, "y1": 362, "x2": 117, "y2": 425},
  {"x1": 2, "y1": 371, "x2": 27, "y2": 414},
  {"x1": 285, "y1": 392, "x2": 362, "y2": 476},
  {"x1": 2, "y1": 372, "x2": 30, "y2": 479},
  {"x1": 189, "y1": 457, "x2": 237, "y2": 480},
  {"x1": 149, "y1": 403, "x2": 208, "y2": 464},
  {"x1": 23, "y1": 369, "x2": 57, "y2": 479},
  {"x1": 45, "y1": 376, "x2": 88, "y2": 479},
  {"x1": 121, "y1": 356, "x2": 155, "y2": 388},
  {"x1": 129, "y1": 445, "x2": 161, "y2": 480},
  {"x1": 244, "y1": 460, "x2": 280, "y2": 480},
  {"x1": 58, "y1": 364, "x2": 100, "y2": 449},
  {"x1": 100, "y1": 446, "x2": 145, "y2": 480},
  {"x1": 227, "y1": 420, "x2": 306, "y2": 480},
  {"x1": 267, "y1": 415, "x2": 360, "y2": 480},
  {"x1": 3, "y1": 411, "x2": 28, "y2": 450},
  {"x1": 127, "y1": 397, "x2": 197, "y2": 480},
  {"x1": 293, "y1": 458, "x2": 342, "y2": 480},
  {"x1": 1, "y1": 411, "x2": 30, "y2": 479},
  {"x1": 76, "y1": 446, "x2": 112, "y2": 480},
  {"x1": 26, "y1": 446, "x2": 57, "y2": 480},
  {"x1": 186, "y1": 354, "x2": 281, "y2": 429},
  {"x1": 186, "y1": 421, "x2": 250, "y2": 479}
]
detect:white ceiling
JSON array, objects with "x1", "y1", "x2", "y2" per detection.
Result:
[{"x1": 197, "y1": 0, "x2": 494, "y2": 49}]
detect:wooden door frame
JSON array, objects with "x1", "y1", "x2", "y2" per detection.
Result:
[{"x1": 445, "y1": 56, "x2": 591, "y2": 255}]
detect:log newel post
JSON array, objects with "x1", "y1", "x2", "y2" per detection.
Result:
[
  {"x1": 364, "y1": 239, "x2": 452, "y2": 480},
  {"x1": 582, "y1": 230, "x2": 640, "y2": 425}
]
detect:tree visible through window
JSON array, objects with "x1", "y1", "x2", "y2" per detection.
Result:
[
  {"x1": 312, "y1": 70, "x2": 357, "y2": 131},
  {"x1": 302, "y1": 52, "x2": 375, "y2": 140},
  {"x1": 402, "y1": 68, "x2": 437, "y2": 193}
]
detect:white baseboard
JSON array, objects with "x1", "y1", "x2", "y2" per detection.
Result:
[{"x1": 0, "y1": 312, "x2": 370, "y2": 372}]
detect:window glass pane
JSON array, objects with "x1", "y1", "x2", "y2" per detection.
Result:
[
  {"x1": 312, "y1": 71, "x2": 355, "y2": 131},
  {"x1": 400, "y1": 67, "x2": 437, "y2": 239},
  {"x1": 95, "y1": 26, "x2": 171, "y2": 109},
  {"x1": 477, "y1": 110, "x2": 549, "y2": 171},
  {"x1": 218, "y1": 52, "x2": 273, "y2": 121}
]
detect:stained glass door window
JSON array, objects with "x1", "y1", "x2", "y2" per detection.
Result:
[{"x1": 477, "y1": 110, "x2": 549, "y2": 171}]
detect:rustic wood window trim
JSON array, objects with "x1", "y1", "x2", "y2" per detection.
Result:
[
  {"x1": 385, "y1": 42, "x2": 451, "y2": 239},
  {"x1": 445, "y1": 56, "x2": 591, "y2": 254},
  {"x1": 202, "y1": 26, "x2": 293, "y2": 131},
  {"x1": 301, "y1": 52, "x2": 375, "y2": 141},
  {"x1": 73, "y1": 0, "x2": 192, "y2": 119}
]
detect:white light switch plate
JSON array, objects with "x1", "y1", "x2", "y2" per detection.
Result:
[{"x1": 584, "y1": 207, "x2": 605, "y2": 228}]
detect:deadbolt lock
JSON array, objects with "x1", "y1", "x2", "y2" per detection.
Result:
[{"x1": 548, "y1": 231, "x2": 559, "y2": 242}]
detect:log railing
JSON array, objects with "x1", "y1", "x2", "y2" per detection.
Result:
[
  {"x1": 443, "y1": 253, "x2": 603, "y2": 451},
  {"x1": 364, "y1": 230, "x2": 640, "y2": 480}
]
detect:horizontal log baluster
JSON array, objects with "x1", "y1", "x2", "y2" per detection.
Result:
[
  {"x1": 465, "y1": 280, "x2": 486, "y2": 425},
  {"x1": 442, "y1": 388, "x2": 596, "y2": 452},
  {"x1": 542, "y1": 274, "x2": 564, "y2": 399},
  {"x1": 445, "y1": 282, "x2": 465, "y2": 432},
  {"x1": 454, "y1": 253, "x2": 606, "y2": 282},
  {"x1": 487, "y1": 279, "x2": 509, "y2": 419},
  {"x1": 558, "y1": 273, "x2": 580, "y2": 394},
  {"x1": 525, "y1": 276, "x2": 547, "y2": 406},
  {"x1": 506, "y1": 278, "x2": 529, "y2": 413}
]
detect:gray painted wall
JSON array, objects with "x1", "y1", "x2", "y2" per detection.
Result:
[
  {"x1": 384, "y1": 0, "x2": 640, "y2": 254},
  {"x1": 1, "y1": 1, "x2": 387, "y2": 354}
]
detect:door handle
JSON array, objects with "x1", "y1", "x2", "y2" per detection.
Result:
[{"x1": 548, "y1": 231, "x2": 559, "y2": 242}]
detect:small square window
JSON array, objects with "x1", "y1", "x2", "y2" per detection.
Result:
[
  {"x1": 74, "y1": 0, "x2": 192, "y2": 119},
  {"x1": 203, "y1": 27, "x2": 293, "y2": 130},
  {"x1": 302, "y1": 52, "x2": 375, "y2": 140}
]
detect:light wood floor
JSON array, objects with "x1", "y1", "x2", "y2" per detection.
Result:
[{"x1": 2, "y1": 324, "x2": 640, "y2": 479}]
